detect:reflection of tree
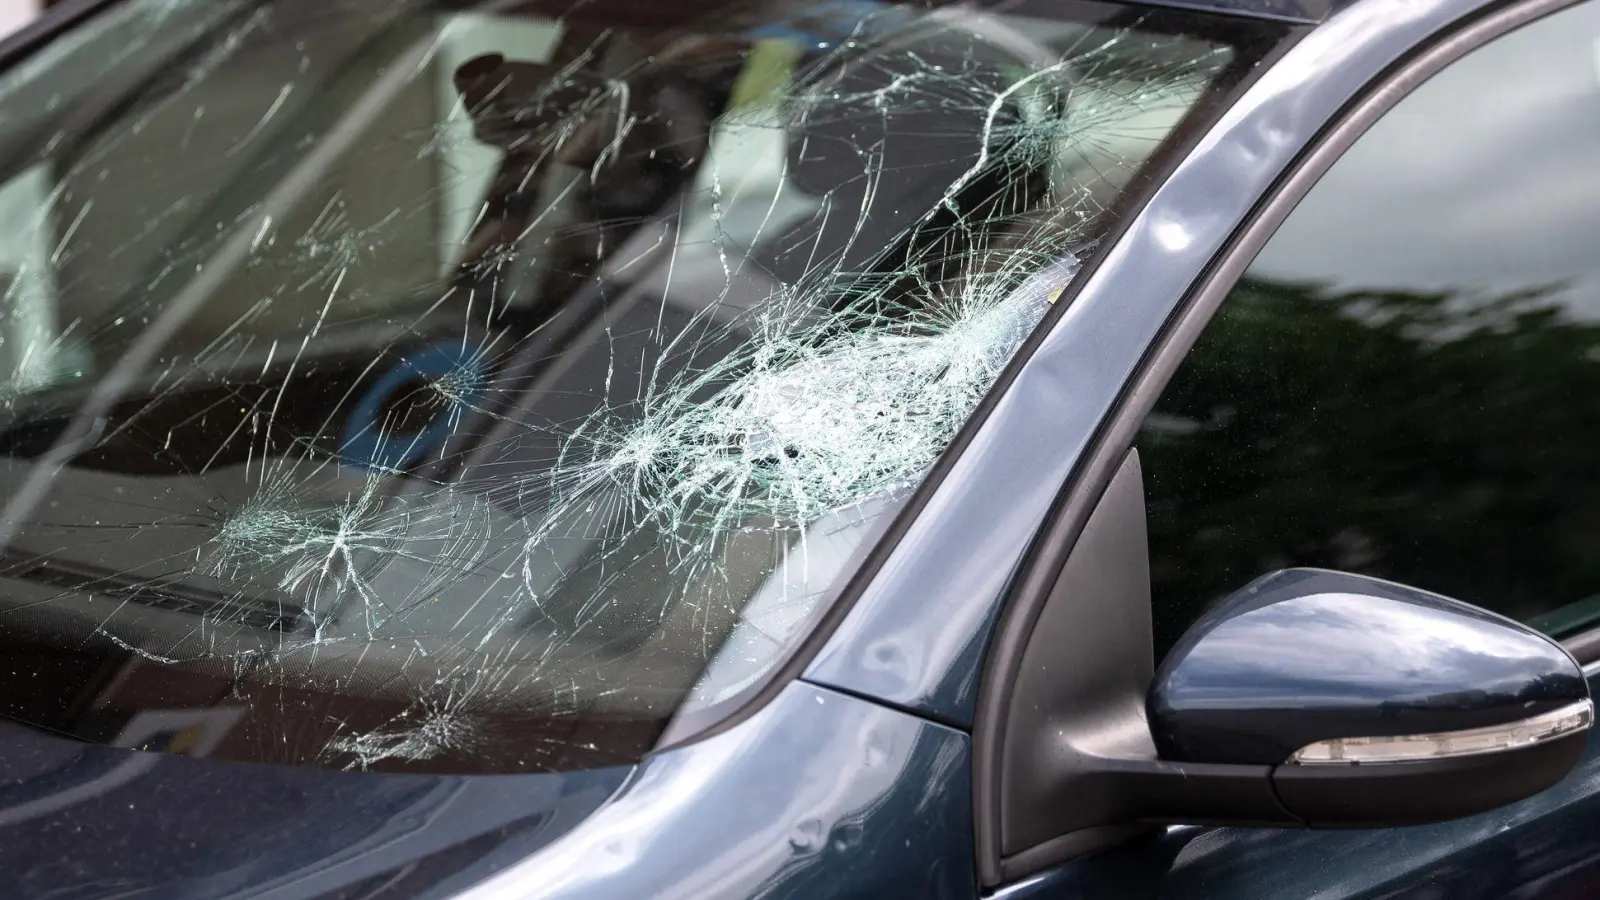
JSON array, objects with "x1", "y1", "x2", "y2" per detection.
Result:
[{"x1": 1142, "y1": 276, "x2": 1600, "y2": 657}]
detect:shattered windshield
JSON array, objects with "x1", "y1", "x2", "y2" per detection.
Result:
[{"x1": 0, "y1": 0, "x2": 1271, "y2": 773}]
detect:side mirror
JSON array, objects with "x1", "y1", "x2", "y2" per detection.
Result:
[
  {"x1": 991, "y1": 453, "x2": 1594, "y2": 872},
  {"x1": 1149, "y1": 569, "x2": 1592, "y2": 825}
]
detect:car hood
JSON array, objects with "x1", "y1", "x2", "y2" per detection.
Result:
[{"x1": 0, "y1": 721, "x2": 629, "y2": 899}]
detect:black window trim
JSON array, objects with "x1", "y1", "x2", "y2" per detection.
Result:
[{"x1": 973, "y1": 0, "x2": 1595, "y2": 885}]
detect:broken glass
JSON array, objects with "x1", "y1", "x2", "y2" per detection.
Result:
[{"x1": 0, "y1": 0, "x2": 1273, "y2": 772}]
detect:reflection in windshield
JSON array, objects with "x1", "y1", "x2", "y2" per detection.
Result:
[{"x1": 0, "y1": 0, "x2": 1247, "y2": 772}]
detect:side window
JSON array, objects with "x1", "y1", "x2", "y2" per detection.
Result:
[{"x1": 1143, "y1": 0, "x2": 1600, "y2": 658}]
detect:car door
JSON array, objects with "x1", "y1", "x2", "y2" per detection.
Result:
[{"x1": 987, "y1": 0, "x2": 1600, "y2": 896}]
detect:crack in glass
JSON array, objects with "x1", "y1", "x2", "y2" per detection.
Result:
[{"x1": 0, "y1": 0, "x2": 1237, "y2": 772}]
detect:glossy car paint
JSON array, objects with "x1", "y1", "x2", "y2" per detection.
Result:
[
  {"x1": 1150, "y1": 569, "x2": 1589, "y2": 764},
  {"x1": 0, "y1": 723, "x2": 628, "y2": 897},
  {"x1": 804, "y1": 0, "x2": 1520, "y2": 726},
  {"x1": 458, "y1": 680, "x2": 973, "y2": 900},
  {"x1": 1000, "y1": 664, "x2": 1600, "y2": 900},
  {"x1": 0, "y1": 0, "x2": 1594, "y2": 898},
  {"x1": 0, "y1": 679, "x2": 970, "y2": 899}
]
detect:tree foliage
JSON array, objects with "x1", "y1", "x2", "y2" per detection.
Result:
[{"x1": 1142, "y1": 276, "x2": 1600, "y2": 656}]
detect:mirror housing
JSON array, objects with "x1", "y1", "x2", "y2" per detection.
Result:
[
  {"x1": 991, "y1": 452, "x2": 1593, "y2": 876},
  {"x1": 1150, "y1": 569, "x2": 1592, "y2": 825}
]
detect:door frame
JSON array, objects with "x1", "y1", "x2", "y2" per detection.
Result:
[{"x1": 972, "y1": 0, "x2": 1597, "y2": 884}]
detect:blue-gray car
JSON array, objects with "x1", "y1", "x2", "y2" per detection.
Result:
[{"x1": 0, "y1": 0, "x2": 1598, "y2": 896}]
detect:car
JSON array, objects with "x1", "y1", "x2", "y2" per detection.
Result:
[{"x1": 0, "y1": 0, "x2": 1595, "y2": 896}]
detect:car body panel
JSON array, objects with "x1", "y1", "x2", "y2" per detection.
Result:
[
  {"x1": 0, "y1": 721, "x2": 628, "y2": 899},
  {"x1": 457, "y1": 679, "x2": 973, "y2": 900},
  {"x1": 0, "y1": 679, "x2": 971, "y2": 899}
]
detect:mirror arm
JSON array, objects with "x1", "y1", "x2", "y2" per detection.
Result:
[
  {"x1": 1096, "y1": 757, "x2": 1301, "y2": 827},
  {"x1": 1025, "y1": 714, "x2": 1303, "y2": 840},
  {"x1": 993, "y1": 450, "x2": 1593, "y2": 877}
]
